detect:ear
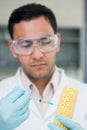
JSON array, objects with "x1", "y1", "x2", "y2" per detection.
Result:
[
  {"x1": 56, "y1": 33, "x2": 61, "y2": 53},
  {"x1": 8, "y1": 40, "x2": 17, "y2": 58}
]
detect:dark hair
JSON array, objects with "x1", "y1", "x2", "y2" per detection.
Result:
[{"x1": 8, "y1": 3, "x2": 58, "y2": 39}]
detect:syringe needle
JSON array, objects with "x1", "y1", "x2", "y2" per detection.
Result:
[{"x1": 30, "y1": 97, "x2": 55, "y2": 105}]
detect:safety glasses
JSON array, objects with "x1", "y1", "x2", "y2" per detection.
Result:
[{"x1": 12, "y1": 34, "x2": 58, "y2": 55}]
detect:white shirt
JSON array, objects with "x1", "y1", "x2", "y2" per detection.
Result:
[{"x1": 20, "y1": 66, "x2": 60, "y2": 116}]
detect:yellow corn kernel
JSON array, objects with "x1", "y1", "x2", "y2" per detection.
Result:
[{"x1": 54, "y1": 86, "x2": 78, "y2": 130}]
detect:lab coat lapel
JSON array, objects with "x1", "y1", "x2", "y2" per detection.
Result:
[
  {"x1": 15, "y1": 69, "x2": 42, "y2": 118},
  {"x1": 44, "y1": 71, "x2": 69, "y2": 119}
]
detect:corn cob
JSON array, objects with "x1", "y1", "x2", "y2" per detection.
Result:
[{"x1": 54, "y1": 86, "x2": 78, "y2": 130}]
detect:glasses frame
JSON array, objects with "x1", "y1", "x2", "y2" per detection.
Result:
[{"x1": 12, "y1": 34, "x2": 58, "y2": 55}]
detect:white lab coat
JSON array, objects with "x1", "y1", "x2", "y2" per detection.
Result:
[{"x1": 0, "y1": 67, "x2": 87, "y2": 130}]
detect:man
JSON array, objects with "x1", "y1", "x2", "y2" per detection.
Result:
[{"x1": 0, "y1": 3, "x2": 86, "y2": 130}]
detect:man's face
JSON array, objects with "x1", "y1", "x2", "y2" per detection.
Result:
[{"x1": 8, "y1": 16, "x2": 61, "y2": 80}]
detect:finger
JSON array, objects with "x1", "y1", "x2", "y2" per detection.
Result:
[
  {"x1": 15, "y1": 103, "x2": 29, "y2": 116},
  {"x1": 1, "y1": 86, "x2": 25, "y2": 103},
  {"x1": 8, "y1": 87, "x2": 25, "y2": 103},
  {"x1": 9, "y1": 109, "x2": 30, "y2": 129},
  {"x1": 15, "y1": 109, "x2": 30, "y2": 127},
  {"x1": 56, "y1": 114, "x2": 82, "y2": 129},
  {"x1": 14, "y1": 89, "x2": 31, "y2": 109},
  {"x1": 48, "y1": 123, "x2": 64, "y2": 130}
]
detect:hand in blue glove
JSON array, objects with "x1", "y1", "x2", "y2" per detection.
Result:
[
  {"x1": 0, "y1": 86, "x2": 31, "y2": 130},
  {"x1": 48, "y1": 114, "x2": 84, "y2": 130}
]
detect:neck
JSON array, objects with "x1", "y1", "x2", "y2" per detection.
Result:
[
  {"x1": 30, "y1": 75, "x2": 52, "y2": 96},
  {"x1": 23, "y1": 66, "x2": 55, "y2": 96},
  {"x1": 28, "y1": 70, "x2": 55, "y2": 96}
]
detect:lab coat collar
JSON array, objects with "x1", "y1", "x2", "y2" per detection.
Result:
[
  {"x1": 44, "y1": 68, "x2": 69, "y2": 119},
  {"x1": 14, "y1": 67, "x2": 70, "y2": 119},
  {"x1": 14, "y1": 68, "x2": 44, "y2": 118}
]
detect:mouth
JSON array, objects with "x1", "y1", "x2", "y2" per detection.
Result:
[{"x1": 31, "y1": 62, "x2": 47, "y2": 68}]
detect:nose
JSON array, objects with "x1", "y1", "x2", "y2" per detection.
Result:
[{"x1": 31, "y1": 46, "x2": 43, "y2": 60}]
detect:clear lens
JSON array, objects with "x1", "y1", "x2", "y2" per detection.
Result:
[
  {"x1": 13, "y1": 39, "x2": 34, "y2": 54},
  {"x1": 12, "y1": 34, "x2": 58, "y2": 55},
  {"x1": 39, "y1": 35, "x2": 58, "y2": 52}
]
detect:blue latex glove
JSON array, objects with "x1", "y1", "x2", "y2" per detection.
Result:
[
  {"x1": 48, "y1": 114, "x2": 84, "y2": 130},
  {"x1": 0, "y1": 86, "x2": 31, "y2": 130}
]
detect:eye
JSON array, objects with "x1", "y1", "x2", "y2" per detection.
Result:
[
  {"x1": 40, "y1": 38, "x2": 52, "y2": 45},
  {"x1": 20, "y1": 40, "x2": 33, "y2": 48}
]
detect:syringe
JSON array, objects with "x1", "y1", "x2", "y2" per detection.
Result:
[{"x1": 30, "y1": 96, "x2": 55, "y2": 105}]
